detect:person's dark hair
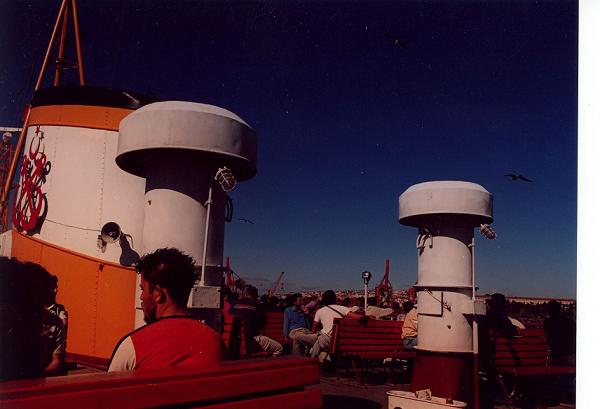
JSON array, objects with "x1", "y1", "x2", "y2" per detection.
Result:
[
  {"x1": 288, "y1": 293, "x2": 301, "y2": 306},
  {"x1": 23, "y1": 261, "x2": 58, "y2": 305},
  {"x1": 402, "y1": 301, "x2": 415, "y2": 314},
  {"x1": 367, "y1": 297, "x2": 377, "y2": 307},
  {"x1": 136, "y1": 248, "x2": 196, "y2": 307},
  {"x1": 268, "y1": 296, "x2": 279, "y2": 309},
  {"x1": 547, "y1": 300, "x2": 561, "y2": 316},
  {"x1": 321, "y1": 290, "x2": 337, "y2": 306},
  {"x1": 489, "y1": 293, "x2": 507, "y2": 310},
  {"x1": 223, "y1": 286, "x2": 239, "y2": 304},
  {"x1": 0, "y1": 257, "x2": 46, "y2": 381},
  {"x1": 246, "y1": 285, "x2": 259, "y2": 300}
]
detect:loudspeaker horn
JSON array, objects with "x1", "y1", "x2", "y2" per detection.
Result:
[{"x1": 100, "y1": 222, "x2": 122, "y2": 243}]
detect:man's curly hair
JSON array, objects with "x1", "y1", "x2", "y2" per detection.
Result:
[{"x1": 136, "y1": 248, "x2": 196, "y2": 307}]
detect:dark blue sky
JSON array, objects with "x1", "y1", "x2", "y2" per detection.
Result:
[{"x1": 1, "y1": 1, "x2": 577, "y2": 297}]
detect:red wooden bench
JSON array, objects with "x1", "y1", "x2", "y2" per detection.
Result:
[
  {"x1": 330, "y1": 318, "x2": 416, "y2": 384},
  {"x1": 263, "y1": 311, "x2": 287, "y2": 345},
  {"x1": 491, "y1": 328, "x2": 575, "y2": 408},
  {"x1": 223, "y1": 309, "x2": 316, "y2": 358},
  {"x1": 222, "y1": 309, "x2": 249, "y2": 359},
  {"x1": 222, "y1": 311, "x2": 285, "y2": 358},
  {"x1": 0, "y1": 356, "x2": 322, "y2": 409}
]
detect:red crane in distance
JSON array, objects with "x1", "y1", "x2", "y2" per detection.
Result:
[
  {"x1": 267, "y1": 272, "x2": 285, "y2": 297},
  {"x1": 374, "y1": 259, "x2": 394, "y2": 307},
  {"x1": 224, "y1": 256, "x2": 247, "y2": 295}
]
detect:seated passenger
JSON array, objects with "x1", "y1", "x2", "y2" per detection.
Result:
[
  {"x1": 486, "y1": 293, "x2": 518, "y2": 338},
  {"x1": 230, "y1": 286, "x2": 283, "y2": 357},
  {"x1": 544, "y1": 300, "x2": 575, "y2": 366},
  {"x1": 108, "y1": 248, "x2": 224, "y2": 371},
  {"x1": 309, "y1": 290, "x2": 364, "y2": 360},
  {"x1": 283, "y1": 293, "x2": 313, "y2": 355},
  {"x1": 0, "y1": 257, "x2": 46, "y2": 381},
  {"x1": 25, "y1": 262, "x2": 68, "y2": 376},
  {"x1": 365, "y1": 297, "x2": 393, "y2": 319},
  {"x1": 401, "y1": 301, "x2": 418, "y2": 350},
  {"x1": 302, "y1": 298, "x2": 319, "y2": 315}
]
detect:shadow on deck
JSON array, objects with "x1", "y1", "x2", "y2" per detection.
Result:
[{"x1": 320, "y1": 368, "x2": 410, "y2": 409}]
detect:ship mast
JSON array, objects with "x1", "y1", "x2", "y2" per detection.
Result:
[{"x1": 0, "y1": 0, "x2": 85, "y2": 232}]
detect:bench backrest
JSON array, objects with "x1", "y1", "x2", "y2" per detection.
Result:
[
  {"x1": 264, "y1": 311, "x2": 285, "y2": 341},
  {"x1": 223, "y1": 310, "x2": 296, "y2": 358},
  {"x1": 331, "y1": 318, "x2": 406, "y2": 355},
  {"x1": 0, "y1": 356, "x2": 321, "y2": 409},
  {"x1": 222, "y1": 311, "x2": 243, "y2": 359},
  {"x1": 492, "y1": 329, "x2": 551, "y2": 369}
]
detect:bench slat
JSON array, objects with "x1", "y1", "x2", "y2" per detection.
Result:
[
  {"x1": 331, "y1": 318, "x2": 414, "y2": 383},
  {"x1": 198, "y1": 388, "x2": 322, "y2": 409},
  {"x1": 494, "y1": 338, "x2": 547, "y2": 345},
  {"x1": 492, "y1": 333, "x2": 575, "y2": 380},
  {"x1": 495, "y1": 358, "x2": 551, "y2": 366},
  {"x1": 0, "y1": 357, "x2": 320, "y2": 409},
  {"x1": 339, "y1": 339, "x2": 403, "y2": 347},
  {"x1": 511, "y1": 366, "x2": 576, "y2": 377},
  {"x1": 494, "y1": 345, "x2": 549, "y2": 352},
  {"x1": 339, "y1": 328, "x2": 403, "y2": 335},
  {"x1": 351, "y1": 351, "x2": 416, "y2": 360},
  {"x1": 340, "y1": 345, "x2": 406, "y2": 352},
  {"x1": 336, "y1": 320, "x2": 404, "y2": 327}
]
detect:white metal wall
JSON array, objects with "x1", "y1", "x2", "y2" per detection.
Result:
[{"x1": 17, "y1": 124, "x2": 146, "y2": 263}]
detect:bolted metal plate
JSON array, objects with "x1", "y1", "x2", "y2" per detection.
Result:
[{"x1": 188, "y1": 285, "x2": 221, "y2": 309}]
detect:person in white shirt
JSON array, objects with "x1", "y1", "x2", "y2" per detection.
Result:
[
  {"x1": 309, "y1": 290, "x2": 364, "y2": 360},
  {"x1": 365, "y1": 297, "x2": 393, "y2": 320}
]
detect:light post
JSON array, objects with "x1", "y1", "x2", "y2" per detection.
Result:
[
  {"x1": 361, "y1": 270, "x2": 372, "y2": 311},
  {"x1": 200, "y1": 166, "x2": 237, "y2": 286}
]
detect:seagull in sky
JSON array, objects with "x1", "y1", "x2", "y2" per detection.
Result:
[
  {"x1": 238, "y1": 218, "x2": 255, "y2": 224},
  {"x1": 385, "y1": 32, "x2": 410, "y2": 51},
  {"x1": 504, "y1": 173, "x2": 533, "y2": 182}
]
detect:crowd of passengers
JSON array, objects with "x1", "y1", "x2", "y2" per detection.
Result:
[{"x1": 0, "y1": 249, "x2": 575, "y2": 386}]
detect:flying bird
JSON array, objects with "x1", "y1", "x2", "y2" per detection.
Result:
[
  {"x1": 504, "y1": 174, "x2": 533, "y2": 182},
  {"x1": 238, "y1": 218, "x2": 255, "y2": 224},
  {"x1": 385, "y1": 32, "x2": 410, "y2": 51}
]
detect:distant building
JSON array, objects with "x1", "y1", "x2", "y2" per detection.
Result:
[{"x1": 476, "y1": 294, "x2": 575, "y2": 306}]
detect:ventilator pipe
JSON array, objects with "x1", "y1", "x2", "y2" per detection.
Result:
[
  {"x1": 470, "y1": 237, "x2": 480, "y2": 409},
  {"x1": 200, "y1": 167, "x2": 236, "y2": 286},
  {"x1": 399, "y1": 181, "x2": 494, "y2": 405},
  {"x1": 471, "y1": 223, "x2": 495, "y2": 409},
  {"x1": 199, "y1": 178, "x2": 214, "y2": 287}
]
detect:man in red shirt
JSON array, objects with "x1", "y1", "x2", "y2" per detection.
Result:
[{"x1": 108, "y1": 248, "x2": 224, "y2": 371}]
